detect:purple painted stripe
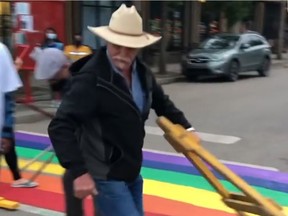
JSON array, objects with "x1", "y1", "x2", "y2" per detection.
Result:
[
  {"x1": 15, "y1": 131, "x2": 288, "y2": 183},
  {"x1": 15, "y1": 132, "x2": 51, "y2": 145},
  {"x1": 143, "y1": 151, "x2": 288, "y2": 184}
]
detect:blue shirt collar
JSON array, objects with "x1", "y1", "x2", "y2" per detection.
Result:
[{"x1": 106, "y1": 48, "x2": 145, "y2": 113}]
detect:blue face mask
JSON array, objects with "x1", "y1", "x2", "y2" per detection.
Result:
[{"x1": 46, "y1": 33, "x2": 57, "y2": 39}]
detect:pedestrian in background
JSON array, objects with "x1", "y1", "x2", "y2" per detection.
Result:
[
  {"x1": 30, "y1": 27, "x2": 65, "y2": 106},
  {"x1": 0, "y1": 42, "x2": 37, "y2": 187},
  {"x1": 41, "y1": 27, "x2": 64, "y2": 50},
  {"x1": 34, "y1": 48, "x2": 71, "y2": 107},
  {"x1": 64, "y1": 33, "x2": 93, "y2": 63}
]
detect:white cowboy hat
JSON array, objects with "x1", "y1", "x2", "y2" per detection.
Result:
[{"x1": 87, "y1": 4, "x2": 161, "y2": 48}]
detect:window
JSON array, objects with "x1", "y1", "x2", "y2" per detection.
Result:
[
  {"x1": 199, "y1": 35, "x2": 240, "y2": 50},
  {"x1": 82, "y1": 1, "x2": 97, "y2": 6},
  {"x1": 99, "y1": 0, "x2": 112, "y2": 6},
  {"x1": 248, "y1": 35, "x2": 264, "y2": 47},
  {"x1": 149, "y1": 1, "x2": 185, "y2": 51},
  {"x1": 82, "y1": 6, "x2": 97, "y2": 48},
  {"x1": 81, "y1": 1, "x2": 132, "y2": 49}
]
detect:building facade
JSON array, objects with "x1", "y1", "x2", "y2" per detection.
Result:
[{"x1": 8, "y1": 0, "x2": 202, "y2": 66}]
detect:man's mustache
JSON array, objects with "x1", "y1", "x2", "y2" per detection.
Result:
[{"x1": 112, "y1": 56, "x2": 131, "y2": 64}]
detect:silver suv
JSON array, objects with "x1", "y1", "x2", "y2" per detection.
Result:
[{"x1": 181, "y1": 32, "x2": 272, "y2": 81}]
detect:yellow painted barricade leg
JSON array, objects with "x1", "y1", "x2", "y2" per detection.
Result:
[
  {"x1": 157, "y1": 116, "x2": 286, "y2": 216},
  {"x1": 0, "y1": 198, "x2": 19, "y2": 210}
]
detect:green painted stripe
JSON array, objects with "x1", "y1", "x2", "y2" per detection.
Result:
[
  {"x1": 141, "y1": 167, "x2": 288, "y2": 206},
  {"x1": 16, "y1": 147, "x2": 288, "y2": 205},
  {"x1": 16, "y1": 147, "x2": 59, "y2": 163}
]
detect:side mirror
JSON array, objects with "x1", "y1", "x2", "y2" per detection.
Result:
[{"x1": 240, "y1": 43, "x2": 250, "y2": 49}]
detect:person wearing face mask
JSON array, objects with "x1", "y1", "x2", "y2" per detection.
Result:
[
  {"x1": 42, "y1": 27, "x2": 64, "y2": 50},
  {"x1": 64, "y1": 33, "x2": 92, "y2": 63},
  {"x1": 30, "y1": 27, "x2": 65, "y2": 107}
]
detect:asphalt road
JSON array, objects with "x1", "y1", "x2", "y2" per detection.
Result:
[
  {"x1": 6, "y1": 65, "x2": 288, "y2": 216},
  {"x1": 145, "y1": 67, "x2": 288, "y2": 172}
]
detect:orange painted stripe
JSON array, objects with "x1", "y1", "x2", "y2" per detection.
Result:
[
  {"x1": 1, "y1": 169, "x2": 63, "y2": 194},
  {"x1": 144, "y1": 195, "x2": 236, "y2": 216},
  {"x1": 1, "y1": 181, "x2": 235, "y2": 216},
  {"x1": 1, "y1": 168, "x2": 236, "y2": 216}
]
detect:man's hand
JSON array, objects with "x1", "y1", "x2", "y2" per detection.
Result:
[
  {"x1": 188, "y1": 131, "x2": 201, "y2": 144},
  {"x1": 0, "y1": 138, "x2": 12, "y2": 154},
  {"x1": 14, "y1": 57, "x2": 23, "y2": 71},
  {"x1": 73, "y1": 173, "x2": 98, "y2": 199}
]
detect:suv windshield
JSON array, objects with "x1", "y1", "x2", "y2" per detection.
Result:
[{"x1": 199, "y1": 35, "x2": 240, "y2": 50}]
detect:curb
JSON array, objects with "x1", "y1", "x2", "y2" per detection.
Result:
[
  {"x1": 271, "y1": 61, "x2": 284, "y2": 67},
  {"x1": 156, "y1": 74, "x2": 185, "y2": 85}
]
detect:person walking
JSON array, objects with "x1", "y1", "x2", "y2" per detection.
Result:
[
  {"x1": 0, "y1": 42, "x2": 37, "y2": 187},
  {"x1": 48, "y1": 4, "x2": 197, "y2": 216}
]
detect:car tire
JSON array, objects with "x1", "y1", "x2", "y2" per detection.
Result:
[
  {"x1": 226, "y1": 60, "x2": 239, "y2": 82},
  {"x1": 258, "y1": 57, "x2": 271, "y2": 77}
]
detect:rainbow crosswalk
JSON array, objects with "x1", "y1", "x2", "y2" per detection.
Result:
[{"x1": 0, "y1": 131, "x2": 287, "y2": 216}]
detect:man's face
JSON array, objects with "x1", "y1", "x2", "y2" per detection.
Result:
[{"x1": 107, "y1": 43, "x2": 138, "y2": 71}]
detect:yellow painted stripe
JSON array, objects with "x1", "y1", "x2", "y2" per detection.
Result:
[
  {"x1": 4, "y1": 159, "x2": 288, "y2": 215},
  {"x1": 144, "y1": 179, "x2": 288, "y2": 215},
  {"x1": 2, "y1": 158, "x2": 65, "y2": 176}
]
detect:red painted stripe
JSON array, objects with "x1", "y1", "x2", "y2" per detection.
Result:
[{"x1": 0, "y1": 182, "x2": 235, "y2": 216}]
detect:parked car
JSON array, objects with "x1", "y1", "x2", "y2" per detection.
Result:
[{"x1": 181, "y1": 32, "x2": 272, "y2": 81}]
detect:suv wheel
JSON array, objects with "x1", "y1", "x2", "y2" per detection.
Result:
[
  {"x1": 258, "y1": 57, "x2": 271, "y2": 77},
  {"x1": 226, "y1": 60, "x2": 239, "y2": 82}
]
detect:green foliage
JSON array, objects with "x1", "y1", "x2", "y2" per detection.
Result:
[{"x1": 205, "y1": 1, "x2": 254, "y2": 27}]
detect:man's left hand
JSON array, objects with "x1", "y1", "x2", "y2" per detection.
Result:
[{"x1": 0, "y1": 138, "x2": 12, "y2": 154}]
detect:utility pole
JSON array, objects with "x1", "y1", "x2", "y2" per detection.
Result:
[{"x1": 277, "y1": 0, "x2": 286, "y2": 59}]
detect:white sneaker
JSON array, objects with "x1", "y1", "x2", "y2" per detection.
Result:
[{"x1": 11, "y1": 179, "x2": 38, "y2": 188}]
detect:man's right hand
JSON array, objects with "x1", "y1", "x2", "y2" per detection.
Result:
[{"x1": 73, "y1": 173, "x2": 98, "y2": 199}]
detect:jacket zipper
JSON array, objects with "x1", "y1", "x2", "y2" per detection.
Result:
[{"x1": 97, "y1": 83, "x2": 142, "y2": 121}]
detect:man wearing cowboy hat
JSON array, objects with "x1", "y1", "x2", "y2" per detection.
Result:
[{"x1": 48, "y1": 4, "x2": 196, "y2": 216}]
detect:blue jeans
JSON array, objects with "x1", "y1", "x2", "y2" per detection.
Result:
[{"x1": 93, "y1": 175, "x2": 144, "y2": 216}]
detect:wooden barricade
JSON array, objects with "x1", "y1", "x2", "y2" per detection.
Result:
[{"x1": 156, "y1": 116, "x2": 286, "y2": 216}]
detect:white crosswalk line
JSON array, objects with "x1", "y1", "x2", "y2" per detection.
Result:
[
  {"x1": 19, "y1": 204, "x2": 64, "y2": 216},
  {"x1": 144, "y1": 126, "x2": 241, "y2": 144}
]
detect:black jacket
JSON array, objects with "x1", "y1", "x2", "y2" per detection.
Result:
[{"x1": 48, "y1": 47, "x2": 192, "y2": 181}]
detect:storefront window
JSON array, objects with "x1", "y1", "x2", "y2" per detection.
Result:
[
  {"x1": 99, "y1": 0, "x2": 112, "y2": 7},
  {"x1": 82, "y1": 6, "x2": 97, "y2": 48},
  {"x1": 98, "y1": 7, "x2": 112, "y2": 46},
  {"x1": 149, "y1": 1, "x2": 184, "y2": 51},
  {"x1": 83, "y1": 1, "x2": 97, "y2": 6},
  {"x1": 81, "y1": 1, "x2": 133, "y2": 49}
]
